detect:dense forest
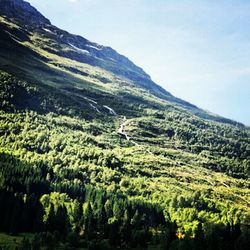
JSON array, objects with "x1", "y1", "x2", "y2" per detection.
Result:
[
  {"x1": 0, "y1": 71, "x2": 249, "y2": 249},
  {"x1": 0, "y1": 2, "x2": 250, "y2": 249}
]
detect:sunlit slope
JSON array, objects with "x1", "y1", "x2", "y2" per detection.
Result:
[{"x1": 0, "y1": 12, "x2": 245, "y2": 125}]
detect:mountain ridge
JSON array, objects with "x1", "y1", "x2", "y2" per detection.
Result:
[
  {"x1": 0, "y1": 0, "x2": 208, "y2": 113},
  {"x1": 0, "y1": 0, "x2": 245, "y2": 127},
  {"x1": 0, "y1": 0, "x2": 51, "y2": 25}
]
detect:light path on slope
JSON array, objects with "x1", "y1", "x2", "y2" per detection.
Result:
[
  {"x1": 68, "y1": 94, "x2": 151, "y2": 153},
  {"x1": 118, "y1": 116, "x2": 152, "y2": 153},
  {"x1": 42, "y1": 28, "x2": 54, "y2": 34},
  {"x1": 103, "y1": 105, "x2": 117, "y2": 115},
  {"x1": 68, "y1": 43, "x2": 90, "y2": 54},
  {"x1": 118, "y1": 116, "x2": 130, "y2": 141},
  {"x1": 89, "y1": 103, "x2": 101, "y2": 113}
]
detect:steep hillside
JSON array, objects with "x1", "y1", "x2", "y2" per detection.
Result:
[
  {"x1": 0, "y1": 0, "x2": 244, "y2": 124},
  {"x1": 0, "y1": 0, "x2": 249, "y2": 249}
]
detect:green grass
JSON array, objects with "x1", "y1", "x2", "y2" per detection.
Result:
[{"x1": 0, "y1": 233, "x2": 33, "y2": 250}]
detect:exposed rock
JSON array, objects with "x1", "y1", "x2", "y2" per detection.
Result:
[{"x1": 0, "y1": 0, "x2": 50, "y2": 26}]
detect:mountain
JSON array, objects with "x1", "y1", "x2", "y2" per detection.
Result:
[
  {"x1": 0, "y1": 0, "x2": 249, "y2": 249},
  {"x1": 0, "y1": 0, "x2": 243, "y2": 122},
  {"x1": 0, "y1": 0, "x2": 173, "y2": 98}
]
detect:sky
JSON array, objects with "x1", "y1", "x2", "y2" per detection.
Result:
[{"x1": 27, "y1": 0, "x2": 250, "y2": 125}]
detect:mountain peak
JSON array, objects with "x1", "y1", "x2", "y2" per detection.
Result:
[{"x1": 0, "y1": 0, "x2": 50, "y2": 26}]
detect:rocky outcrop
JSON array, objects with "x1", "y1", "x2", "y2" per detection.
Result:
[{"x1": 0, "y1": 0, "x2": 50, "y2": 26}]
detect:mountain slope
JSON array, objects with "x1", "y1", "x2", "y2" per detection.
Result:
[
  {"x1": 0, "y1": 0, "x2": 249, "y2": 249},
  {"x1": 0, "y1": 0, "x2": 244, "y2": 125}
]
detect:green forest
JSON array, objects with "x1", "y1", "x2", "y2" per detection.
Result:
[{"x1": 0, "y1": 70, "x2": 249, "y2": 249}]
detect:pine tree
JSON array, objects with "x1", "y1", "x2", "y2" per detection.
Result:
[{"x1": 46, "y1": 204, "x2": 56, "y2": 232}]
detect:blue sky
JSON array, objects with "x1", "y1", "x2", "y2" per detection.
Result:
[{"x1": 27, "y1": 0, "x2": 250, "y2": 125}]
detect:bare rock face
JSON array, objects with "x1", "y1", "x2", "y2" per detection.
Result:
[{"x1": 0, "y1": 0, "x2": 50, "y2": 25}]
